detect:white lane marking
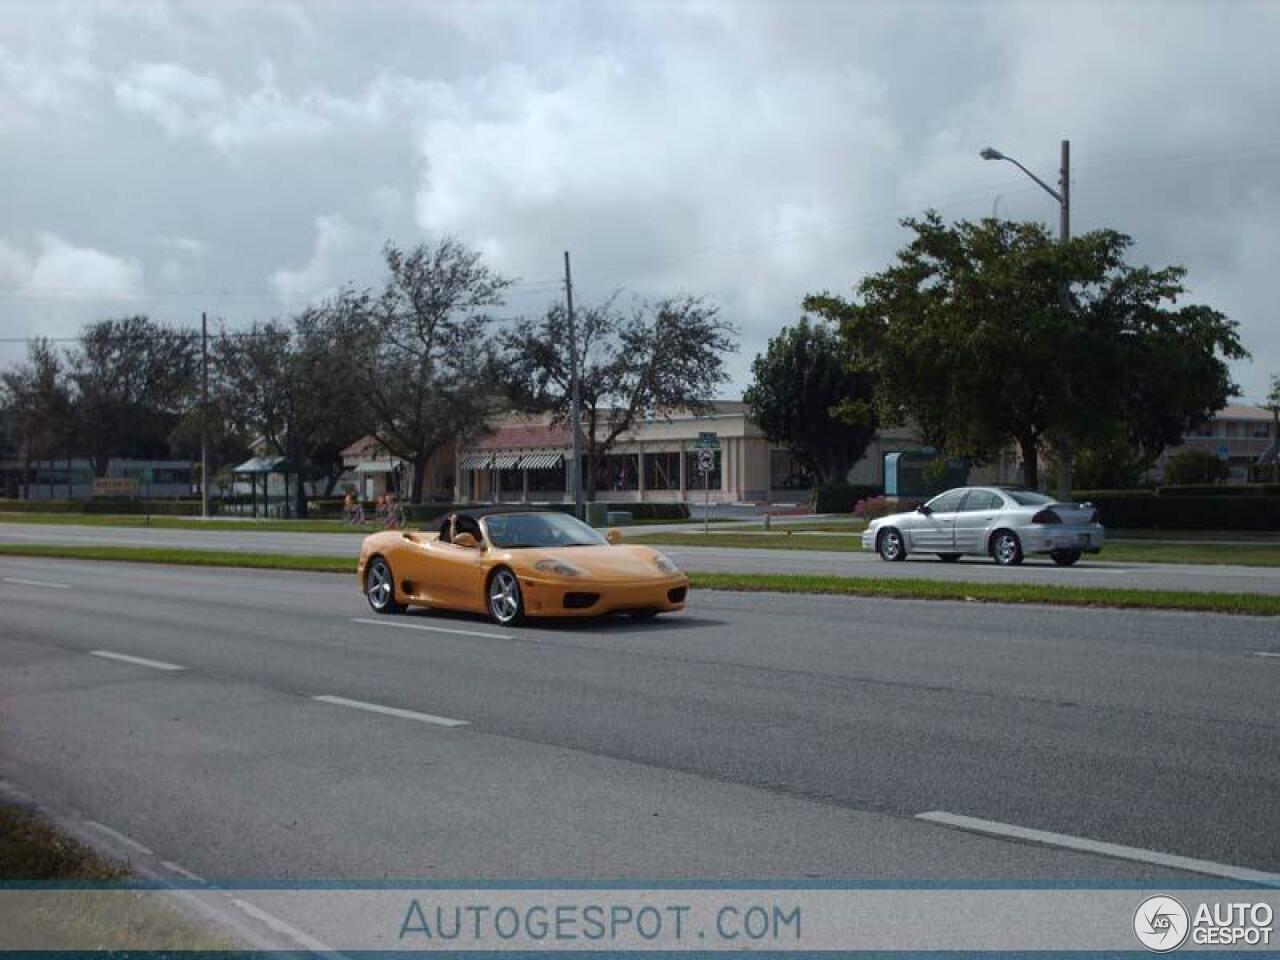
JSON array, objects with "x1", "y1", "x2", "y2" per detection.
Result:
[
  {"x1": 2, "y1": 576, "x2": 70, "y2": 589},
  {"x1": 312, "y1": 694, "x2": 469, "y2": 728},
  {"x1": 1254, "y1": 651, "x2": 1280, "y2": 659},
  {"x1": 917, "y1": 810, "x2": 1280, "y2": 887},
  {"x1": 160, "y1": 860, "x2": 207, "y2": 883},
  {"x1": 89, "y1": 650, "x2": 186, "y2": 672},
  {"x1": 230, "y1": 897, "x2": 335, "y2": 954},
  {"x1": 84, "y1": 819, "x2": 154, "y2": 855},
  {"x1": 351, "y1": 616, "x2": 512, "y2": 641}
]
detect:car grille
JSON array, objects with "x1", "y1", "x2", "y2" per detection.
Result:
[
  {"x1": 563, "y1": 592, "x2": 601, "y2": 609},
  {"x1": 667, "y1": 586, "x2": 687, "y2": 603}
]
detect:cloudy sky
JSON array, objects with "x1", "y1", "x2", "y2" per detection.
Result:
[{"x1": 2, "y1": 0, "x2": 1278, "y2": 401}]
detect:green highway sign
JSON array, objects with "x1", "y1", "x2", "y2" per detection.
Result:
[{"x1": 695, "y1": 431, "x2": 720, "y2": 450}]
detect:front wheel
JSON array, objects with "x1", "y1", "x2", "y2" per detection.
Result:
[
  {"x1": 365, "y1": 557, "x2": 404, "y2": 614},
  {"x1": 1050, "y1": 549, "x2": 1081, "y2": 567},
  {"x1": 487, "y1": 568, "x2": 525, "y2": 626},
  {"x1": 990, "y1": 531, "x2": 1024, "y2": 566},
  {"x1": 878, "y1": 528, "x2": 907, "y2": 562}
]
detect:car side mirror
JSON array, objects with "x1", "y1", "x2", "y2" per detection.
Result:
[
  {"x1": 916, "y1": 504, "x2": 932, "y2": 515},
  {"x1": 453, "y1": 532, "x2": 480, "y2": 549},
  {"x1": 605, "y1": 528, "x2": 623, "y2": 545}
]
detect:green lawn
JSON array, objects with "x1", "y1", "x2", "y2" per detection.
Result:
[
  {"x1": 1, "y1": 542, "x2": 1277, "y2": 616},
  {"x1": 631, "y1": 531, "x2": 1280, "y2": 567}
]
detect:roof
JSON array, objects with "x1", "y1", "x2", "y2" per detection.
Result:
[
  {"x1": 233, "y1": 455, "x2": 291, "y2": 474},
  {"x1": 1212, "y1": 404, "x2": 1276, "y2": 422},
  {"x1": 341, "y1": 435, "x2": 393, "y2": 458},
  {"x1": 469, "y1": 422, "x2": 578, "y2": 451}
]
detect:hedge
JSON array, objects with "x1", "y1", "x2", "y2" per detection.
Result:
[
  {"x1": 1070, "y1": 490, "x2": 1280, "y2": 530},
  {"x1": 0, "y1": 498, "x2": 205, "y2": 516},
  {"x1": 812, "y1": 483, "x2": 883, "y2": 514}
]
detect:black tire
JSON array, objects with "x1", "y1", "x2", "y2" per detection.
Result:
[
  {"x1": 365, "y1": 556, "x2": 404, "y2": 614},
  {"x1": 990, "y1": 530, "x2": 1024, "y2": 566},
  {"x1": 487, "y1": 567, "x2": 525, "y2": 626},
  {"x1": 937, "y1": 553, "x2": 962, "y2": 563},
  {"x1": 629, "y1": 609, "x2": 660, "y2": 621},
  {"x1": 1050, "y1": 549, "x2": 1082, "y2": 567},
  {"x1": 877, "y1": 527, "x2": 908, "y2": 562}
]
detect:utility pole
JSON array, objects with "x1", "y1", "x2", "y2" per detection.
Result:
[
  {"x1": 201, "y1": 311, "x2": 209, "y2": 520},
  {"x1": 564, "y1": 251, "x2": 584, "y2": 520},
  {"x1": 1056, "y1": 139, "x2": 1073, "y2": 503}
]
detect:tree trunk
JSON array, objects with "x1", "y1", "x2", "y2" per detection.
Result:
[
  {"x1": 412, "y1": 456, "x2": 428, "y2": 504},
  {"x1": 584, "y1": 450, "x2": 598, "y2": 502},
  {"x1": 1019, "y1": 435, "x2": 1039, "y2": 488}
]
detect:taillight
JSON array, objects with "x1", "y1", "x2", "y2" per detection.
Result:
[{"x1": 1032, "y1": 508, "x2": 1060, "y2": 524}]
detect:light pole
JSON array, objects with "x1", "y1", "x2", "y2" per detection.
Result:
[{"x1": 981, "y1": 139, "x2": 1073, "y2": 500}]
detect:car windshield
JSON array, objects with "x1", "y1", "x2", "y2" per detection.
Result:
[
  {"x1": 482, "y1": 512, "x2": 608, "y2": 549},
  {"x1": 1001, "y1": 488, "x2": 1057, "y2": 506}
]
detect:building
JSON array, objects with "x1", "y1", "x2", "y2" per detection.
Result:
[
  {"x1": 452, "y1": 403, "x2": 1019, "y2": 505},
  {"x1": 1155, "y1": 403, "x2": 1278, "y2": 483}
]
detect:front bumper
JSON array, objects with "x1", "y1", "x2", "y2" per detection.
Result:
[
  {"x1": 518, "y1": 573, "x2": 689, "y2": 618},
  {"x1": 1020, "y1": 524, "x2": 1106, "y2": 555}
]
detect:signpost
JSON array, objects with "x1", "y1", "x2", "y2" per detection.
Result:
[{"x1": 694, "y1": 433, "x2": 719, "y2": 534}]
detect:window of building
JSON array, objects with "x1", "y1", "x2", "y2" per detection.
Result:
[
  {"x1": 769, "y1": 450, "x2": 814, "y2": 490},
  {"x1": 643, "y1": 451, "x2": 681, "y2": 490},
  {"x1": 1251, "y1": 423, "x2": 1272, "y2": 438},
  {"x1": 1225, "y1": 422, "x2": 1239, "y2": 438}
]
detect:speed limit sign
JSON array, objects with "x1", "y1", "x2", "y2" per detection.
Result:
[{"x1": 697, "y1": 448, "x2": 715, "y2": 472}]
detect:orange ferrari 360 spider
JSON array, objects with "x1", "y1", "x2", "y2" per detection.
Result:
[{"x1": 357, "y1": 507, "x2": 688, "y2": 626}]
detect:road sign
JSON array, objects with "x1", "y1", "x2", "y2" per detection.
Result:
[
  {"x1": 695, "y1": 431, "x2": 720, "y2": 450},
  {"x1": 697, "y1": 448, "x2": 715, "y2": 473}
]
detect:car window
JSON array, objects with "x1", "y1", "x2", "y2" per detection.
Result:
[
  {"x1": 1002, "y1": 488, "x2": 1056, "y2": 506},
  {"x1": 484, "y1": 512, "x2": 607, "y2": 549},
  {"x1": 925, "y1": 489, "x2": 966, "y2": 513},
  {"x1": 960, "y1": 491, "x2": 1001, "y2": 512}
]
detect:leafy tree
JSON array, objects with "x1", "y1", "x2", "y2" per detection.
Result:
[
  {"x1": 335, "y1": 238, "x2": 512, "y2": 502},
  {"x1": 501, "y1": 295, "x2": 736, "y2": 500},
  {"x1": 743, "y1": 317, "x2": 876, "y2": 485},
  {"x1": 817, "y1": 212, "x2": 1246, "y2": 489},
  {"x1": 68, "y1": 316, "x2": 200, "y2": 476},
  {"x1": 0, "y1": 339, "x2": 74, "y2": 496},
  {"x1": 215, "y1": 310, "x2": 369, "y2": 517},
  {"x1": 1163, "y1": 448, "x2": 1229, "y2": 485}
]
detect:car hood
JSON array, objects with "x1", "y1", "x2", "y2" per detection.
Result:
[
  {"x1": 507, "y1": 544, "x2": 671, "y2": 581},
  {"x1": 868, "y1": 511, "x2": 916, "y2": 528}
]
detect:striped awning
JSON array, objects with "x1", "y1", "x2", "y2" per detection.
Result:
[
  {"x1": 490, "y1": 454, "x2": 520, "y2": 470},
  {"x1": 520, "y1": 452, "x2": 564, "y2": 470},
  {"x1": 459, "y1": 453, "x2": 493, "y2": 470}
]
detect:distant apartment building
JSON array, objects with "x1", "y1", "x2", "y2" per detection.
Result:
[{"x1": 1155, "y1": 404, "x2": 1278, "y2": 483}]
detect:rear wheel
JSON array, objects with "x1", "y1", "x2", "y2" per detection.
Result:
[
  {"x1": 1051, "y1": 549, "x2": 1082, "y2": 567},
  {"x1": 990, "y1": 530, "x2": 1024, "y2": 566},
  {"x1": 365, "y1": 557, "x2": 404, "y2": 614},
  {"x1": 878, "y1": 528, "x2": 907, "y2": 562},
  {"x1": 937, "y1": 553, "x2": 962, "y2": 563},
  {"x1": 487, "y1": 568, "x2": 524, "y2": 626}
]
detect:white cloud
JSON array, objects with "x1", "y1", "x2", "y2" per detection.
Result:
[{"x1": 268, "y1": 214, "x2": 358, "y2": 304}]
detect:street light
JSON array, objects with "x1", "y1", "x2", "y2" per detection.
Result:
[{"x1": 980, "y1": 139, "x2": 1074, "y2": 500}]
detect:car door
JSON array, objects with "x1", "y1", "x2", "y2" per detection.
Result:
[
  {"x1": 952, "y1": 489, "x2": 1002, "y2": 555},
  {"x1": 907, "y1": 489, "x2": 965, "y2": 551},
  {"x1": 417, "y1": 516, "x2": 486, "y2": 609}
]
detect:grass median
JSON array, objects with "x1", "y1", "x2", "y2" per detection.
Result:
[{"x1": 1, "y1": 542, "x2": 1277, "y2": 616}]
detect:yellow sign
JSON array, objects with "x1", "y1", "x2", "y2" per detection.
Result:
[{"x1": 93, "y1": 477, "x2": 140, "y2": 497}]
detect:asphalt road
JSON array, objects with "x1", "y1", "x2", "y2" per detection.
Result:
[
  {"x1": 1, "y1": 556, "x2": 1276, "y2": 885},
  {"x1": 2, "y1": 521, "x2": 1279, "y2": 594}
]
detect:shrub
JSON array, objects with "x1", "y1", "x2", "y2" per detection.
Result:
[
  {"x1": 812, "y1": 482, "x2": 882, "y2": 514},
  {"x1": 853, "y1": 495, "x2": 896, "y2": 521},
  {"x1": 1163, "y1": 449, "x2": 1230, "y2": 485}
]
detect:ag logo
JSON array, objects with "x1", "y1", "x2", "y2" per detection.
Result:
[{"x1": 1134, "y1": 895, "x2": 1189, "y2": 952}]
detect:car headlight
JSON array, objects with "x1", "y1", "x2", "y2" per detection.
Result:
[
  {"x1": 535, "y1": 558, "x2": 585, "y2": 577},
  {"x1": 652, "y1": 552, "x2": 680, "y2": 575}
]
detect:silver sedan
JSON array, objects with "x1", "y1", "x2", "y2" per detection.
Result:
[{"x1": 860, "y1": 486, "x2": 1105, "y2": 566}]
